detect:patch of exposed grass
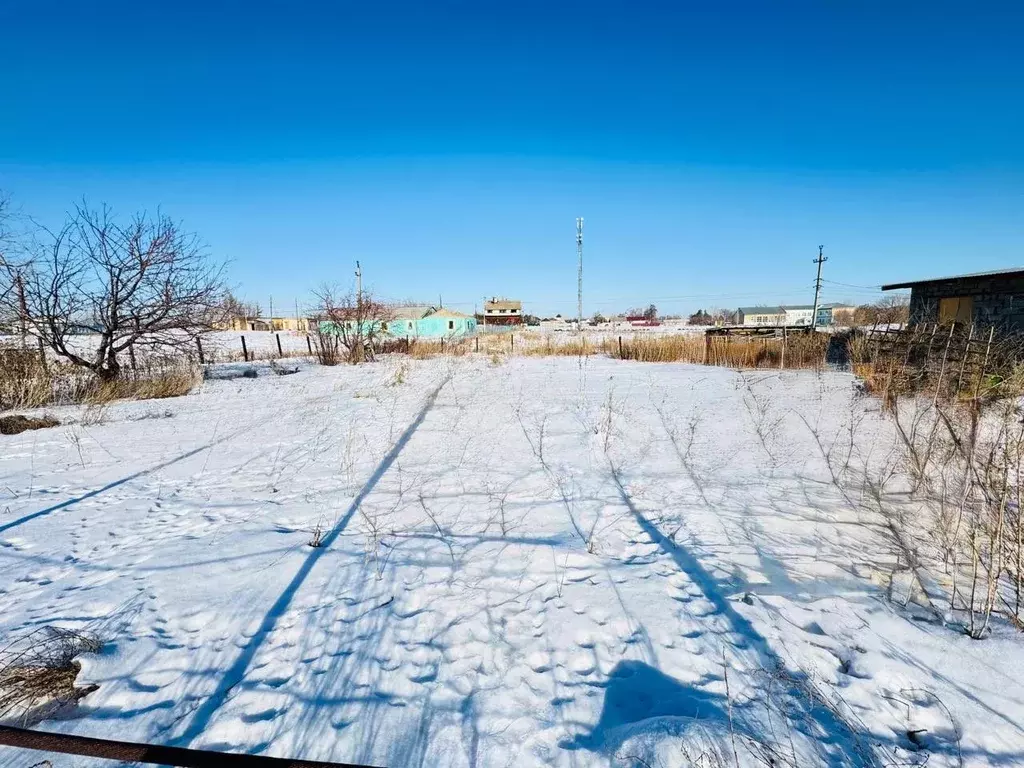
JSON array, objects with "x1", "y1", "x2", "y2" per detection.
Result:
[
  {"x1": 0, "y1": 414, "x2": 60, "y2": 435},
  {"x1": 0, "y1": 626, "x2": 101, "y2": 724},
  {"x1": 84, "y1": 368, "x2": 200, "y2": 404}
]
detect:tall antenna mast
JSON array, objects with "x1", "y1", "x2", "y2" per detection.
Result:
[{"x1": 576, "y1": 217, "x2": 584, "y2": 329}]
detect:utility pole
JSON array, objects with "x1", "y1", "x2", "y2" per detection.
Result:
[
  {"x1": 576, "y1": 217, "x2": 584, "y2": 330},
  {"x1": 355, "y1": 261, "x2": 362, "y2": 311},
  {"x1": 811, "y1": 245, "x2": 827, "y2": 329},
  {"x1": 269, "y1": 295, "x2": 274, "y2": 325}
]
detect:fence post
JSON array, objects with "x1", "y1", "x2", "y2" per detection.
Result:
[
  {"x1": 241, "y1": 335, "x2": 248, "y2": 362},
  {"x1": 196, "y1": 336, "x2": 205, "y2": 364},
  {"x1": 440, "y1": 337, "x2": 445, "y2": 352},
  {"x1": 276, "y1": 333, "x2": 283, "y2": 357},
  {"x1": 955, "y1": 323, "x2": 975, "y2": 393},
  {"x1": 703, "y1": 333, "x2": 710, "y2": 365},
  {"x1": 780, "y1": 326, "x2": 786, "y2": 370},
  {"x1": 618, "y1": 335, "x2": 623, "y2": 358},
  {"x1": 475, "y1": 336, "x2": 479, "y2": 353},
  {"x1": 306, "y1": 335, "x2": 312, "y2": 355},
  {"x1": 510, "y1": 334, "x2": 514, "y2": 353},
  {"x1": 973, "y1": 326, "x2": 996, "y2": 400}
]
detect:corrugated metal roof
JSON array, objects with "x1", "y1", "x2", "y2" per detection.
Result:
[
  {"x1": 882, "y1": 267, "x2": 1024, "y2": 290},
  {"x1": 738, "y1": 306, "x2": 784, "y2": 314}
]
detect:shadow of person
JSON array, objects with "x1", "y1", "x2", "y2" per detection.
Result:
[{"x1": 562, "y1": 661, "x2": 740, "y2": 756}]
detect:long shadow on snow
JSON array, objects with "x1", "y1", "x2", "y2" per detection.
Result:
[
  {"x1": 0, "y1": 422, "x2": 256, "y2": 535},
  {"x1": 173, "y1": 378, "x2": 449, "y2": 748},
  {"x1": 609, "y1": 469, "x2": 881, "y2": 768}
]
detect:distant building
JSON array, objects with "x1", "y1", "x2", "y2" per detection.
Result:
[
  {"x1": 384, "y1": 306, "x2": 477, "y2": 338},
  {"x1": 815, "y1": 303, "x2": 856, "y2": 327},
  {"x1": 737, "y1": 306, "x2": 786, "y2": 326},
  {"x1": 882, "y1": 268, "x2": 1024, "y2": 331},
  {"x1": 227, "y1": 316, "x2": 311, "y2": 332},
  {"x1": 483, "y1": 298, "x2": 522, "y2": 326},
  {"x1": 737, "y1": 305, "x2": 828, "y2": 326},
  {"x1": 625, "y1": 315, "x2": 661, "y2": 327},
  {"x1": 782, "y1": 305, "x2": 815, "y2": 326}
]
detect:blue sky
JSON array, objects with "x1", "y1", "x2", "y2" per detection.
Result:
[{"x1": 2, "y1": 2, "x2": 1022, "y2": 317}]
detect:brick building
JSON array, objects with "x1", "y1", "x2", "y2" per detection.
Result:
[{"x1": 882, "y1": 268, "x2": 1024, "y2": 332}]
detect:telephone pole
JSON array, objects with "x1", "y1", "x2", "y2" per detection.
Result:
[
  {"x1": 355, "y1": 261, "x2": 362, "y2": 309},
  {"x1": 576, "y1": 217, "x2": 584, "y2": 330},
  {"x1": 810, "y1": 245, "x2": 827, "y2": 330}
]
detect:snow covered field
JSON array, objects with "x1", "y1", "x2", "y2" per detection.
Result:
[{"x1": 1, "y1": 356, "x2": 1023, "y2": 766}]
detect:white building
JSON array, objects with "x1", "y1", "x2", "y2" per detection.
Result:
[
  {"x1": 782, "y1": 305, "x2": 815, "y2": 326},
  {"x1": 737, "y1": 306, "x2": 785, "y2": 326},
  {"x1": 737, "y1": 305, "x2": 819, "y2": 326}
]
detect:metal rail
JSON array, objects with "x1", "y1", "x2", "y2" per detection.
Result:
[{"x1": 0, "y1": 725, "x2": 379, "y2": 768}]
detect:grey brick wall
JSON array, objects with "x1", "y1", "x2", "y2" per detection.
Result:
[{"x1": 909, "y1": 275, "x2": 1024, "y2": 332}]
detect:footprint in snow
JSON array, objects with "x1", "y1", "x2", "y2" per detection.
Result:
[{"x1": 527, "y1": 652, "x2": 552, "y2": 673}]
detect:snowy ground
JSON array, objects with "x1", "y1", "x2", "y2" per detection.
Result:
[{"x1": 1, "y1": 356, "x2": 1023, "y2": 767}]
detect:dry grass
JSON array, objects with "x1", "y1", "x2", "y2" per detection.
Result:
[
  {"x1": 83, "y1": 367, "x2": 200, "y2": 405},
  {"x1": 602, "y1": 332, "x2": 829, "y2": 369},
  {"x1": 373, "y1": 330, "x2": 831, "y2": 370},
  {"x1": 0, "y1": 626, "x2": 101, "y2": 723},
  {"x1": 1, "y1": 346, "x2": 201, "y2": 411},
  {"x1": 0, "y1": 414, "x2": 60, "y2": 435},
  {"x1": 0, "y1": 349, "x2": 95, "y2": 410},
  {"x1": 409, "y1": 338, "x2": 470, "y2": 359},
  {"x1": 520, "y1": 337, "x2": 598, "y2": 357}
]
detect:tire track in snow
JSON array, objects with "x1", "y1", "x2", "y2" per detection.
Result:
[{"x1": 173, "y1": 377, "x2": 450, "y2": 747}]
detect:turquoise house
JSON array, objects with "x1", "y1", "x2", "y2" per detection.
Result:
[
  {"x1": 318, "y1": 306, "x2": 477, "y2": 340},
  {"x1": 385, "y1": 306, "x2": 477, "y2": 338}
]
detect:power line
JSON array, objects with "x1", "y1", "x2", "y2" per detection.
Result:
[{"x1": 822, "y1": 278, "x2": 885, "y2": 290}]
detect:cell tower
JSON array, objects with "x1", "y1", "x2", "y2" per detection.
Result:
[{"x1": 576, "y1": 217, "x2": 584, "y2": 329}]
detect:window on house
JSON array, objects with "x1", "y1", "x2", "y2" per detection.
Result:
[
  {"x1": 448, "y1": 320, "x2": 454, "y2": 330},
  {"x1": 381, "y1": 322, "x2": 388, "y2": 331},
  {"x1": 939, "y1": 296, "x2": 973, "y2": 324},
  {"x1": 499, "y1": 309, "x2": 507, "y2": 313}
]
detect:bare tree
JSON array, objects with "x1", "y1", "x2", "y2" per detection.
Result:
[
  {"x1": 854, "y1": 295, "x2": 910, "y2": 326},
  {"x1": 1, "y1": 203, "x2": 225, "y2": 380},
  {"x1": 0, "y1": 193, "x2": 18, "y2": 311},
  {"x1": 218, "y1": 291, "x2": 262, "y2": 324},
  {"x1": 311, "y1": 284, "x2": 393, "y2": 364}
]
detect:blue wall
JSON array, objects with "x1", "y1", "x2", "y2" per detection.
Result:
[{"x1": 322, "y1": 315, "x2": 477, "y2": 339}]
